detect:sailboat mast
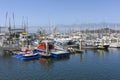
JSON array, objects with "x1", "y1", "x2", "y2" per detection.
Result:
[
  {"x1": 4, "y1": 12, "x2": 8, "y2": 33},
  {"x1": 26, "y1": 17, "x2": 28, "y2": 33},
  {"x1": 22, "y1": 16, "x2": 24, "y2": 30},
  {"x1": 9, "y1": 17, "x2": 11, "y2": 35},
  {"x1": 13, "y1": 12, "x2": 15, "y2": 30}
]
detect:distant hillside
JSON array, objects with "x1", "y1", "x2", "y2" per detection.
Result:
[{"x1": 81, "y1": 28, "x2": 120, "y2": 33}]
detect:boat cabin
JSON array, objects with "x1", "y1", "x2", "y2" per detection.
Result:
[{"x1": 37, "y1": 41, "x2": 54, "y2": 50}]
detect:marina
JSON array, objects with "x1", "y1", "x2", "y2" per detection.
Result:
[
  {"x1": 0, "y1": 21, "x2": 120, "y2": 80},
  {"x1": 1, "y1": 0, "x2": 120, "y2": 79}
]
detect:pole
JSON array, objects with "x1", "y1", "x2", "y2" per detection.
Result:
[
  {"x1": 79, "y1": 39, "x2": 82, "y2": 51},
  {"x1": 46, "y1": 40, "x2": 48, "y2": 54}
]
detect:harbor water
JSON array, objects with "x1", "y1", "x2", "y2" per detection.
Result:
[{"x1": 0, "y1": 48, "x2": 120, "y2": 80}]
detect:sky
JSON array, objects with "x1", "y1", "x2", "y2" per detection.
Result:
[{"x1": 0, "y1": 0, "x2": 120, "y2": 27}]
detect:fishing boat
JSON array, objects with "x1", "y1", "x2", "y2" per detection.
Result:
[
  {"x1": 97, "y1": 45, "x2": 109, "y2": 49},
  {"x1": 36, "y1": 39, "x2": 70, "y2": 58},
  {"x1": 36, "y1": 40, "x2": 54, "y2": 57},
  {"x1": 94, "y1": 40, "x2": 109, "y2": 50}
]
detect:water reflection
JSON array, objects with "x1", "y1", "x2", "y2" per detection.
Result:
[
  {"x1": 83, "y1": 49, "x2": 110, "y2": 61},
  {"x1": 95, "y1": 49, "x2": 109, "y2": 60},
  {"x1": 0, "y1": 50, "x2": 13, "y2": 57},
  {"x1": 39, "y1": 57, "x2": 70, "y2": 70},
  {"x1": 39, "y1": 58, "x2": 54, "y2": 69},
  {"x1": 79, "y1": 53, "x2": 83, "y2": 63},
  {"x1": 52, "y1": 56, "x2": 70, "y2": 61},
  {"x1": 109, "y1": 48, "x2": 120, "y2": 53}
]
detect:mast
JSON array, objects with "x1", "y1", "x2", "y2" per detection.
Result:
[
  {"x1": 12, "y1": 12, "x2": 15, "y2": 30},
  {"x1": 26, "y1": 17, "x2": 28, "y2": 33},
  {"x1": 5, "y1": 12, "x2": 8, "y2": 27},
  {"x1": 22, "y1": 16, "x2": 24, "y2": 30},
  {"x1": 9, "y1": 17, "x2": 11, "y2": 35},
  {"x1": 8, "y1": 17, "x2": 11, "y2": 45}
]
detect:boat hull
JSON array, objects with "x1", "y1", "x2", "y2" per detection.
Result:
[
  {"x1": 13, "y1": 54, "x2": 41, "y2": 60},
  {"x1": 51, "y1": 51, "x2": 69, "y2": 58}
]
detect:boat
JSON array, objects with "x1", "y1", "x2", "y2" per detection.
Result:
[
  {"x1": 38, "y1": 52, "x2": 51, "y2": 58},
  {"x1": 94, "y1": 40, "x2": 109, "y2": 50},
  {"x1": 51, "y1": 50, "x2": 70, "y2": 58},
  {"x1": 110, "y1": 43, "x2": 120, "y2": 48},
  {"x1": 35, "y1": 40, "x2": 70, "y2": 58},
  {"x1": 0, "y1": 33, "x2": 6, "y2": 47},
  {"x1": 35, "y1": 40, "x2": 54, "y2": 57},
  {"x1": 13, "y1": 49, "x2": 32, "y2": 55},
  {"x1": 13, "y1": 51, "x2": 41, "y2": 60},
  {"x1": 97, "y1": 45, "x2": 109, "y2": 49},
  {"x1": 109, "y1": 38, "x2": 120, "y2": 48},
  {"x1": 23, "y1": 53, "x2": 38, "y2": 57},
  {"x1": 67, "y1": 40, "x2": 83, "y2": 53},
  {"x1": 13, "y1": 53, "x2": 41, "y2": 60}
]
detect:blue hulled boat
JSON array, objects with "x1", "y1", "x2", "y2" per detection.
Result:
[
  {"x1": 51, "y1": 50, "x2": 70, "y2": 58},
  {"x1": 13, "y1": 52, "x2": 41, "y2": 60}
]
